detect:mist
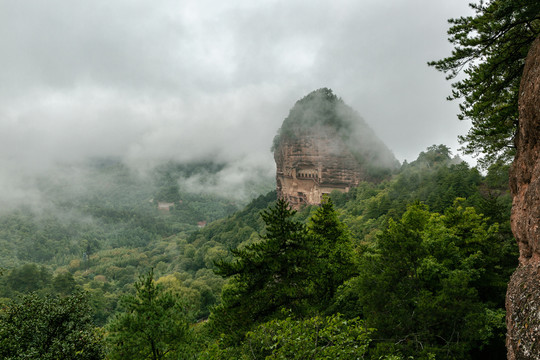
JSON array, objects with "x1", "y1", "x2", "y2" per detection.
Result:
[{"x1": 0, "y1": 0, "x2": 475, "y2": 207}]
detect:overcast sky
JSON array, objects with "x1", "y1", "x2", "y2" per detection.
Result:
[{"x1": 0, "y1": 0, "x2": 475, "y2": 182}]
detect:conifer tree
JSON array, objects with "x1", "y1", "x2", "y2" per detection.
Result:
[
  {"x1": 429, "y1": 0, "x2": 540, "y2": 166},
  {"x1": 211, "y1": 199, "x2": 310, "y2": 344},
  {"x1": 307, "y1": 196, "x2": 356, "y2": 310},
  {"x1": 106, "y1": 269, "x2": 190, "y2": 360}
]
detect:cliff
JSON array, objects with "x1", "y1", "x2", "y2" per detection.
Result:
[
  {"x1": 273, "y1": 88, "x2": 398, "y2": 209},
  {"x1": 507, "y1": 34, "x2": 540, "y2": 360}
]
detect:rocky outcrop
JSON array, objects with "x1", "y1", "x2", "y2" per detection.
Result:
[
  {"x1": 274, "y1": 127, "x2": 366, "y2": 208},
  {"x1": 273, "y1": 88, "x2": 397, "y2": 209},
  {"x1": 507, "y1": 35, "x2": 540, "y2": 360}
]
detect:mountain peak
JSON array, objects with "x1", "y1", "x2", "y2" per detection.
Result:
[{"x1": 273, "y1": 89, "x2": 398, "y2": 208}]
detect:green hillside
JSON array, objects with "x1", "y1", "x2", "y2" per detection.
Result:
[{"x1": 0, "y1": 145, "x2": 516, "y2": 359}]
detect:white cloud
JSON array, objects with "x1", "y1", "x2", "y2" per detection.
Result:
[{"x1": 0, "y1": 0, "x2": 476, "y2": 201}]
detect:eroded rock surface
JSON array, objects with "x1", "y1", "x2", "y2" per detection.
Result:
[
  {"x1": 273, "y1": 88, "x2": 397, "y2": 209},
  {"x1": 274, "y1": 127, "x2": 366, "y2": 208},
  {"x1": 507, "y1": 34, "x2": 540, "y2": 360}
]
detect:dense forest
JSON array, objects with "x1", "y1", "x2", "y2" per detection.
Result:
[
  {"x1": 0, "y1": 144, "x2": 517, "y2": 359},
  {"x1": 2, "y1": 1, "x2": 539, "y2": 357}
]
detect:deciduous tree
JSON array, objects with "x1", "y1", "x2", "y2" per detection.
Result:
[
  {"x1": 0, "y1": 292, "x2": 104, "y2": 360},
  {"x1": 344, "y1": 201, "x2": 514, "y2": 358}
]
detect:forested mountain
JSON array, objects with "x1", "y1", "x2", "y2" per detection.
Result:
[
  {"x1": 1, "y1": 0, "x2": 537, "y2": 358},
  {"x1": 0, "y1": 160, "x2": 270, "y2": 267},
  {"x1": 0, "y1": 159, "x2": 272, "y2": 324},
  {"x1": 0, "y1": 145, "x2": 516, "y2": 359},
  {"x1": 273, "y1": 88, "x2": 399, "y2": 209}
]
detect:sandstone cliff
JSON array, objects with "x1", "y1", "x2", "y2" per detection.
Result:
[
  {"x1": 273, "y1": 88, "x2": 398, "y2": 209},
  {"x1": 507, "y1": 34, "x2": 540, "y2": 360}
]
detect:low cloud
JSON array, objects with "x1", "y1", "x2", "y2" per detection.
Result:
[
  {"x1": 0, "y1": 0, "x2": 475, "y2": 206},
  {"x1": 179, "y1": 154, "x2": 275, "y2": 201}
]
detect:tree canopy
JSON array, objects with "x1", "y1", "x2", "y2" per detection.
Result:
[
  {"x1": 339, "y1": 201, "x2": 514, "y2": 358},
  {"x1": 106, "y1": 269, "x2": 191, "y2": 360},
  {"x1": 429, "y1": 0, "x2": 540, "y2": 167},
  {"x1": 0, "y1": 292, "x2": 104, "y2": 360},
  {"x1": 307, "y1": 197, "x2": 356, "y2": 310},
  {"x1": 210, "y1": 199, "x2": 311, "y2": 344},
  {"x1": 0, "y1": 145, "x2": 518, "y2": 359}
]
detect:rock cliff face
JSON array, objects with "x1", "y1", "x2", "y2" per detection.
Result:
[
  {"x1": 507, "y1": 35, "x2": 540, "y2": 360},
  {"x1": 273, "y1": 89, "x2": 397, "y2": 209},
  {"x1": 274, "y1": 127, "x2": 366, "y2": 208}
]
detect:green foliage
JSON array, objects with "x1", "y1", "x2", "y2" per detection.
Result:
[
  {"x1": 206, "y1": 151, "x2": 515, "y2": 358},
  {"x1": 52, "y1": 271, "x2": 77, "y2": 295},
  {"x1": 201, "y1": 313, "x2": 406, "y2": 360},
  {"x1": 0, "y1": 292, "x2": 104, "y2": 360},
  {"x1": 484, "y1": 161, "x2": 511, "y2": 190},
  {"x1": 307, "y1": 197, "x2": 356, "y2": 310},
  {"x1": 106, "y1": 269, "x2": 191, "y2": 360},
  {"x1": 188, "y1": 191, "x2": 276, "y2": 252},
  {"x1": 340, "y1": 201, "x2": 515, "y2": 359},
  {"x1": 0, "y1": 160, "x2": 270, "y2": 326},
  {"x1": 155, "y1": 270, "x2": 224, "y2": 321},
  {"x1": 242, "y1": 314, "x2": 375, "y2": 359},
  {"x1": 5, "y1": 263, "x2": 51, "y2": 294},
  {"x1": 429, "y1": 0, "x2": 540, "y2": 166},
  {"x1": 0, "y1": 160, "x2": 251, "y2": 268},
  {"x1": 0, "y1": 145, "x2": 518, "y2": 359},
  {"x1": 337, "y1": 145, "x2": 486, "y2": 243},
  {"x1": 0, "y1": 210, "x2": 86, "y2": 265},
  {"x1": 211, "y1": 199, "x2": 310, "y2": 343}
]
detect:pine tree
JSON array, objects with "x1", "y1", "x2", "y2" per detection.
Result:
[
  {"x1": 307, "y1": 197, "x2": 356, "y2": 310},
  {"x1": 210, "y1": 199, "x2": 310, "y2": 344},
  {"x1": 106, "y1": 269, "x2": 190, "y2": 360},
  {"x1": 429, "y1": 0, "x2": 540, "y2": 167}
]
